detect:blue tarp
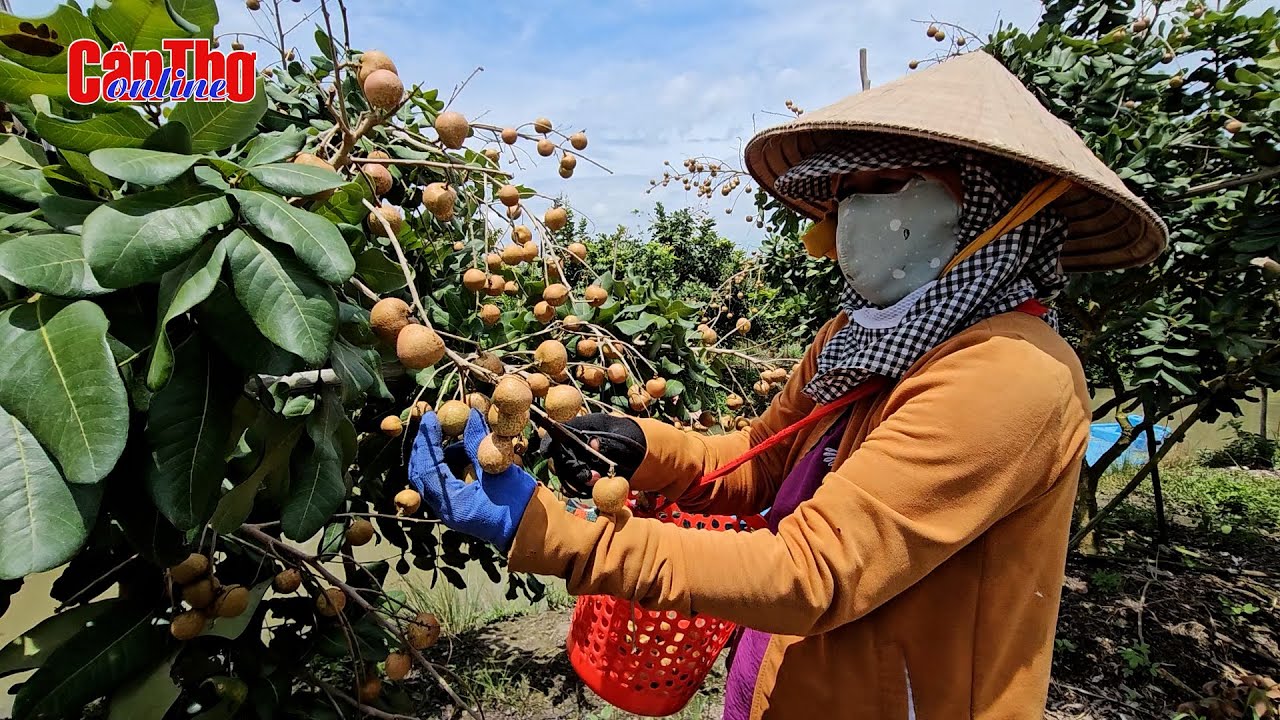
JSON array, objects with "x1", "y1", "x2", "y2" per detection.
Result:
[{"x1": 1087, "y1": 413, "x2": 1173, "y2": 472}]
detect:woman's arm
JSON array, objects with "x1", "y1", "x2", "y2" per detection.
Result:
[
  {"x1": 509, "y1": 326, "x2": 1090, "y2": 636},
  {"x1": 624, "y1": 316, "x2": 846, "y2": 515}
]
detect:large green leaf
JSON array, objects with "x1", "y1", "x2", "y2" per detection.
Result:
[
  {"x1": 146, "y1": 238, "x2": 226, "y2": 390},
  {"x1": 39, "y1": 194, "x2": 103, "y2": 231},
  {"x1": 0, "y1": 135, "x2": 48, "y2": 168},
  {"x1": 229, "y1": 189, "x2": 354, "y2": 284},
  {"x1": 145, "y1": 336, "x2": 233, "y2": 531},
  {"x1": 0, "y1": 600, "x2": 119, "y2": 678},
  {"x1": 0, "y1": 4, "x2": 101, "y2": 74},
  {"x1": 195, "y1": 282, "x2": 300, "y2": 376},
  {"x1": 331, "y1": 338, "x2": 391, "y2": 405},
  {"x1": 11, "y1": 602, "x2": 170, "y2": 720},
  {"x1": 241, "y1": 127, "x2": 306, "y2": 167},
  {"x1": 0, "y1": 233, "x2": 107, "y2": 297},
  {"x1": 34, "y1": 110, "x2": 155, "y2": 154},
  {"x1": 209, "y1": 417, "x2": 302, "y2": 533},
  {"x1": 0, "y1": 166, "x2": 52, "y2": 203},
  {"x1": 225, "y1": 230, "x2": 338, "y2": 365},
  {"x1": 246, "y1": 163, "x2": 346, "y2": 197},
  {"x1": 0, "y1": 405, "x2": 98, "y2": 578},
  {"x1": 0, "y1": 58, "x2": 71, "y2": 105},
  {"x1": 82, "y1": 189, "x2": 232, "y2": 288},
  {"x1": 88, "y1": 148, "x2": 199, "y2": 185},
  {"x1": 282, "y1": 390, "x2": 349, "y2": 542},
  {"x1": 355, "y1": 248, "x2": 409, "y2": 292},
  {"x1": 107, "y1": 650, "x2": 180, "y2": 720},
  {"x1": 168, "y1": 77, "x2": 266, "y2": 153},
  {"x1": 0, "y1": 300, "x2": 128, "y2": 484},
  {"x1": 89, "y1": 0, "x2": 216, "y2": 53},
  {"x1": 200, "y1": 581, "x2": 269, "y2": 639}
]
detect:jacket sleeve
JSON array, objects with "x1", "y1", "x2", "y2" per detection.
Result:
[
  {"x1": 508, "y1": 326, "x2": 1091, "y2": 636},
  {"x1": 624, "y1": 317, "x2": 845, "y2": 516}
]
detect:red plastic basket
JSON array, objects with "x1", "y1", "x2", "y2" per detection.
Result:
[{"x1": 566, "y1": 499, "x2": 764, "y2": 717}]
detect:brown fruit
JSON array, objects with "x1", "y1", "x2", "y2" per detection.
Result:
[
  {"x1": 726, "y1": 393, "x2": 744, "y2": 410},
  {"x1": 493, "y1": 376, "x2": 533, "y2": 414},
  {"x1": 346, "y1": 518, "x2": 375, "y2": 546},
  {"x1": 434, "y1": 110, "x2": 470, "y2": 149},
  {"x1": 753, "y1": 380, "x2": 772, "y2": 397},
  {"x1": 273, "y1": 568, "x2": 301, "y2": 594},
  {"x1": 478, "y1": 434, "x2": 515, "y2": 473},
  {"x1": 628, "y1": 389, "x2": 652, "y2": 412},
  {"x1": 483, "y1": 147, "x2": 500, "y2": 164},
  {"x1": 380, "y1": 415, "x2": 404, "y2": 437},
  {"x1": 576, "y1": 338, "x2": 599, "y2": 358},
  {"x1": 533, "y1": 117, "x2": 553, "y2": 134},
  {"x1": 559, "y1": 165, "x2": 574, "y2": 179},
  {"x1": 437, "y1": 400, "x2": 472, "y2": 437},
  {"x1": 697, "y1": 411, "x2": 716, "y2": 428},
  {"x1": 534, "y1": 340, "x2": 568, "y2": 374},
  {"x1": 512, "y1": 225, "x2": 533, "y2": 245},
  {"x1": 567, "y1": 242, "x2": 588, "y2": 261},
  {"x1": 601, "y1": 342, "x2": 620, "y2": 360},
  {"x1": 361, "y1": 163, "x2": 393, "y2": 196},
  {"x1": 485, "y1": 274, "x2": 506, "y2": 297},
  {"x1": 292, "y1": 152, "x2": 333, "y2": 171},
  {"x1": 462, "y1": 268, "x2": 487, "y2": 292},
  {"x1": 543, "y1": 283, "x2": 570, "y2": 307},
  {"x1": 504, "y1": 280, "x2": 519, "y2": 296},
  {"x1": 410, "y1": 400, "x2": 431, "y2": 418},
  {"x1": 422, "y1": 182, "x2": 457, "y2": 220},
  {"x1": 533, "y1": 301, "x2": 556, "y2": 324},
  {"x1": 170, "y1": 610, "x2": 207, "y2": 641},
  {"x1": 592, "y1": 476, "x2": 630, "y2": 515},
  {"x1": 577, "y1": 365, "x2": 606, "y2": 389},
  {"x1": 479, "y1": 304, "x2": 502, "y2": 326},
  {"x1": 545, "y1": 384, "x2": 583, "y2": 422},
  {"x1": 501, "y1": 244, "x2": 525, "y2": 266},
  {"x1": 536, "y1": 138, "x2": 556, "y2": 157},
  {"x1": 700, "y1": 327, "x2": 719, "y2": 346},
  {"x1": 560, "y1": 153, "x2": 578, "y2": 171},
  {"x1": 934, "y1": 29, "x2": 946, "y2": 41},
  {"x1": 408, "y1": 612, "x2": 441, "y2": 649},
  {"x1": 520, "y1": 241, "x2": 541, "y2": 262},
  {"x1": 370, "y1": 297, "x2": 411, "y2": 344},
  {"x1": 213, "y1": 585, "x2": 250, "y2": 618},
  {"x1": 736, "y1": 318, "x2": 752, "y2": 334},
  {"x1": 1169, "y1": 75, "x2": 1184, "y2": 89},
  {"x1": 385, "y1": 652, "x2": 412, "y2": 681},
  {"x1": 1225, "y1": 119, "x2": 1244, "y2": 134},
  {"x1": 490, "y1": 407, "x2": 529, "y2": 437},
  {"x1": 497, "y1": 184, "x2": 520, "y2": 207},
  {"x1": 466, "y1": 392, "x2": 491, "y2": 414},
  {"x1": 569, "y1": 132, "x2": 588, "y2": 150},
  {"x1": 368, "y1": 150, "x2": 390, "y2": 160},
  {"x1": 645, "y1": 378, "x2": 667, "y2": 399},
  {"x1": 395, "y1": 488, "x2": 422, "y2": 516},
  {"x1": 358, "y1": 50, "x2": 398, "y2": 85},
  {"x1": 363, "y1": 69, "x2": 404, "y2": 110},
  {"x1": 474, "y1": 351, "x2": 505, "y2": 376},
  {"x1": 316, "y1": 587, "x2": 347, "y2": 617},
  {"x1": 926, "y1": 24, "x2": 939, "y2": 37},
  {"x1": 501, "y1": 127, "x2": 519, "y2": 144},
  {"x1": 396, "y1": 325, "x2": 446, "y2": 369},
  {"x1": 737, "y1": 418, "x2": 751, "y2": 431},
  {"x1": 606, "y1": 363, "x2": 627, "y2": 384},
  {"x1": 908, "y1": 60, "x2": 920, "y2": 70},
  {"x1": 367, "y1": 204, "x2": 403, "y2": 237},
  {"x1": 584, "y1": 285, "x2": 608, "y2": 307},
  {"x1": 359, "y1": 677, "x2": 382, "y2": 703},
  {"x1": 183, "y1": 578, "x2": 217, "y2": 609},
  {"x1": 507, "y1": 204, "x2": 523, "y2": 220},
  {"x1": 170, "y1": 554, "x2": 210, "y2": 585},
  {"x1": 544, "y1": 206, "x2": 569, "y2": 231},
  {"x1": 246, "y1": 0, "x2": 260, "y2": 9}
]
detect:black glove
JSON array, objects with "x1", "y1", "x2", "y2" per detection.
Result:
[{"x1": 538, "y1": 413, "x2": 647, "y2": 498}]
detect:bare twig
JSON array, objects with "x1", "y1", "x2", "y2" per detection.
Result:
[
  {"x1": 1171, "y1": 165, "x2": 1280, "y2": 199},
  {"x1": 349, "y1": 156, "x2": 512, "y2": 178},
  {"x1": 331, "y1": 113, "x2": 378, "y2": 169}
]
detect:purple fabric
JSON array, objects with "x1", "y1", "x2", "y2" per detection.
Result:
[{"x1": 721, "y1": 415, "x2": 852, "y2": 720}]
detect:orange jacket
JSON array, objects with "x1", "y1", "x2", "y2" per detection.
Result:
[{"x1": 509, "y1": 310, "x2": 1091, "y2": 718}]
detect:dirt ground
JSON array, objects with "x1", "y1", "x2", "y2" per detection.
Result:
[{"x1": 392, "y1": 507, "x2": 1279, "y2": 720}]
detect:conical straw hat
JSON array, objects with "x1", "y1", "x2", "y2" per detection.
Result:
[{"x1": 743, "y1": 50, "x2": 1168, "y2": 272}]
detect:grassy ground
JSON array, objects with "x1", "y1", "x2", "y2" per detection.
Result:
[{"x1": 379, "y1": 462, "x2": 1278, "y2": 720}]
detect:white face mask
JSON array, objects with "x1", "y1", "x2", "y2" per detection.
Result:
[{"x1": 836, "y1": 176, "x2": 961, "y2": 308}]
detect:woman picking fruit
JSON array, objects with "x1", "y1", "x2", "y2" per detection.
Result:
[{"x1": 408, "y1": 52, "x2": 1167, "y2": 719}]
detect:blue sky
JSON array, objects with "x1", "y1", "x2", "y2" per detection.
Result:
[{"x1": 14, "y1": 0, "x2": 1046, "y2": 247}]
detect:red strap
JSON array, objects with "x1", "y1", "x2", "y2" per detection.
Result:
[{"x1": 693, "y1": 299, "x2": 1050, "y2": 489}]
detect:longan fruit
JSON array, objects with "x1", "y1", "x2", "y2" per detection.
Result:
[
  {"x1": 273, "y1": 568, "x2": 302, "y2": 593},
  {"x1": 316, "y1": 587, "x2": 347, "y2": 617},
  {"x1": 395, "y1": 488, "x2": 422, "y2": 516},
  {"x1": 170, "y1": 554, "x2": 210, "y2": 585},
  {"x1": 346, "y1": 518, "x2": 375, "y2": 546},
  {"x1": 381, "y1": 415, "x2": 403, "y2": 437},
  {"x1": 593, "y1": 476, "x2": 630, "y2": 515}
]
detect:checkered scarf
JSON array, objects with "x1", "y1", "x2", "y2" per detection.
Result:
[{"x1": 773, "y1": 135, "x2": 1069, "y2": 404}]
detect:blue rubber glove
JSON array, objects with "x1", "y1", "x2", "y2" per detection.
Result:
[{"x1": 408, "y1": 409, "x2": 537, "y2": 551}]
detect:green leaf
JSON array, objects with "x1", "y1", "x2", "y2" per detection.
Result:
[
  {"x1": 146, "y1": 238, "x2": 227, "y2": 390},
  {"x1": 317, "y1": 522, "x2": 344, "y2": 556},
  {"x1": 88, "y1": 148, "x2": 200, "y2": 185},
  {"x1": 89, "y1": 0, "x2": 217, "y2": 52},
  {"x1": 0, "y1": 166, "x2": 52, "y2": 203},
  {"x1": 82, "y1": 189, "x2": 232, "y2": 288},
  {"x1": 0, "y1": 4, "x2": 101, "y2": 74},
  {"x1": 0, "y1": 58, "x2": 73, "y2": 105},
  {"x1": 282, "y1": 390, "x2": 349, "y2": 541},
  {"x1": 200, "y1": 581, "x2": 269, "y2": 639},
  {"x1": 209, "y1": 419, "x2": 302, "y2": 533},
  {"x1": 0, "y1": 135, "x2": 48, "y2": 168},
  {"x1": 0, "y1": 600, "x2": 118, "y2": 678},
  {"x1": 225, "y1": 230, "x2": 337, "y2": 365},
  {"x1": 355, "y1": 248, "x2": 409, "y2": 292},
  {"x1": 107, "y1": 650, "x2": 180, "y2": 720},
  {"x1": 0, "y1": 233, "x2": 107, "y2": 297},
  {"x1": 613, "y1": 317, "x2": 654, "y2": 336},
  {"x1": 38, "y1": 195, "x2": 100, "y2": 232},
  {"x1": 168, "y1": 77, "x2": 266, "y2": 153},
  {"x1": 229, "y1": 189, "x2": 354, "y2": 284},
  {"x1": 311, "y1": 181, "x2": 372, "y2": 225},
  {"x1": 331, "y1": 338, "x2": 390, "y2": 405},
  {"x1": 0, "y1": 405, "x2": 97, "y2": 578},
  {"x1": 12, "y1": 602, "x2": 170, "y2": 720},
  {"x1": 34, "y1": 110, "x2": 155, "y2": 154},
  {"x1": 0, "y1": 299, "x2": 128, "y2": 484},
  {"x1": 145, "y1": 336, "x2": 233, "y2": 531},
  {"x1": 242, "y1": 127, "x2": 306, "y2": 167},
  {"x1": 246, "y1": 163, "x2": 346, "y2": 197},
  {"x1": 59, "y1": 151, "x2": 115, "y2": 197}
]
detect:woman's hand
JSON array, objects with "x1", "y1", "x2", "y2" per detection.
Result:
[
  {"x1": 408, "y1": 409, "x2": 537, "y2": 551},
  {"x1": 538, "y1": 413, "x2": 647, "y2": 498}
]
